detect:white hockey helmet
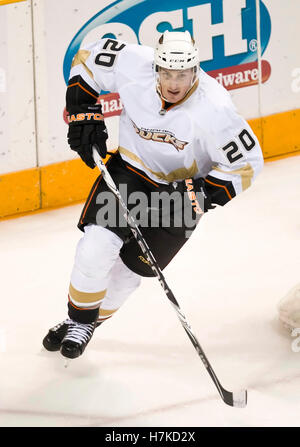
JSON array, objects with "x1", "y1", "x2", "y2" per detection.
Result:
[{"x1": 154, "y1": 30, "x2": 199, "y2": 71}]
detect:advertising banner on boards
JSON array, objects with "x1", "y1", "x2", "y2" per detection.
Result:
[
  {"x1": 62, "y1": 0, "x2": 271, "y2": 125},
  {"x1": 20, "y1": 0, "x2": 300, "y2": 167}
]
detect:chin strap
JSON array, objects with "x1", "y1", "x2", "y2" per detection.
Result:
[{"x1": 156, "y1": 83, "x2": 169, "y2": 103}]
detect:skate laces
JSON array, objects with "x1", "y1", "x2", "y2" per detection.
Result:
[
  {"x1": 50, "y1": 318, "x2": 72, "y2": 332},
  {"x1": 51, "y1": 319, "x2": 72, "y2": 332},
  {"x1": 63, "y1": 320, "x2": 94, "y2": 345}
]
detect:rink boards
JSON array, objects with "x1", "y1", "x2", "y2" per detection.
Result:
[{"x1": 0, "y1": 0, "x2": 300, "y2": 218}]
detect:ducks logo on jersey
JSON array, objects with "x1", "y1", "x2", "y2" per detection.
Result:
[{"x1": 132, "y1": 120, "x2": 188, "y2": 152}]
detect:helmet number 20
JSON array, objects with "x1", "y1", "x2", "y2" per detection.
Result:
[
  {"x1": 222, "y1": 129, "x2": 256, "y2": 164},
  {"x1": 95, "y1": 39, "x2": 126, "y2": 68}
]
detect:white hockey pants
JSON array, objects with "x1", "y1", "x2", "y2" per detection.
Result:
[{"x1": 68, "y1": 224, "x2": 141, "y2": 323}]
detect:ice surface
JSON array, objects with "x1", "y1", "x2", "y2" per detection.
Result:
[{"x1": 0, "y1": 155, "x2": 300, "y2": 427}]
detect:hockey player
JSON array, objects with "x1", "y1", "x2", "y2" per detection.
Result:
[{"x1": 43, "y1": 31, "x2": 264, "y2": 359}]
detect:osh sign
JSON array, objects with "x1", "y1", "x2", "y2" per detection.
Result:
[{"x1": 63, "y1": 0, "x2": 272, "y2": 120}]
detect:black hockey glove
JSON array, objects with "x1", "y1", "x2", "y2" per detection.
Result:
[
  {"x1": 67, "y1": 103, "x2": 108, "y2": 169},
  {"x1": 177, "y1": 177, "x2": 216, "y2": 214}
]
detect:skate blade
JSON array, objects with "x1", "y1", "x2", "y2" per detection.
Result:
[{"x1": 64, "y1": 358, "x2": 71, "y2": 368}]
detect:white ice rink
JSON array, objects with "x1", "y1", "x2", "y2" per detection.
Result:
[{"x1": 1, "y1": 155, "x2": 300, "y2": 427}]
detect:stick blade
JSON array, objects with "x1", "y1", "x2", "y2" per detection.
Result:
[
  {"x1": 232, "y1": 389, "x2": 247, "y2": 408},
  {"x1": 222, "y1": 387, "x2": 247, "y2": 408}
]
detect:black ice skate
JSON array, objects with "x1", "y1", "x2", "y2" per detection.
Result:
[
  {"x1": 43, "y1": 319, "x2": 72, "y2": 352},
  {"x1": 60, "y1": 319, "x2": 96, "y2": 359},
  {"x1": 43, "y1": 319, "x2": 101, "y2": 353}
]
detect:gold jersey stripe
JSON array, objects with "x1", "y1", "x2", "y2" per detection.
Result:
[
  {"x1": 71, "y1": 50, "x2": 94, "y2": 80},
  {"x1": 213, "y1": 163, "x2": 254, "y2": 191},
  {"x1": 119, "y1": 146, "x2": 198, "y2": 182},
  {"x1": 69, "y1": 283, "x2": 106, "y2": 304}
]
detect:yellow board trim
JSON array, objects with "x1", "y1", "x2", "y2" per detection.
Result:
[
  {"x1": 40, "y1": 158, "x2": 100, "y2": 209},
  {"x1": 248, "y1": 108, "x2": 300, "y2": 159},
  {"x1": 0, "y1": 108, "x2": 299, "y2": 219},
  {"x1": 0, "y1": 0, "x2": 26, "y2": 5},
  {"x1": 0, "y1": 167, "x2": 40, "y2": 217}
]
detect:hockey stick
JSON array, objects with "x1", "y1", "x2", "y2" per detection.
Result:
[{"x1": 93, "y1": 147, "x2": 247, "y2": 408}]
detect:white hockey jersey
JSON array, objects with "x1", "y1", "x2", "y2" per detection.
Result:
[{"x1": 69, "y1": 38, "x2": 264, "y2": 200}]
